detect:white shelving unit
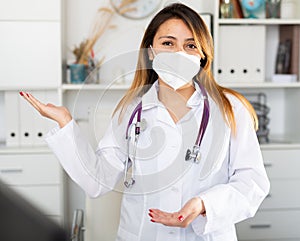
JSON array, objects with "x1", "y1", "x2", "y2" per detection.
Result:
[
  {"x1": 0, "y1": 0, "x2": 64, "y2": 227},
  {"x1": 214, "y1": 1, "x2": 300, "y2": 240}
]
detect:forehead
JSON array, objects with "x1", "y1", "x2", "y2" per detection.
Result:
[{"x1": 154, "y1": 18, "x2": 193, "y2": 38}]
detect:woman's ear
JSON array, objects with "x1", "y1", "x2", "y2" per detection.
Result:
[{"x1": 148, "y1": 47, "x2": 154, "y2": 61}]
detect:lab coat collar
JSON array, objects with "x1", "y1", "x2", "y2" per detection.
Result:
[
  {"x1": 186, "y1": 81, "x2": 205, "y2": 108},
  {"x1": 141, "y1": 80, "x2": 204, "y2": 111},
  {"x1": 141, "y1": 80, "x2": 162, "y2": 111}
]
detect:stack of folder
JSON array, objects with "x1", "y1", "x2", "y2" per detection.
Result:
[{"x1": 4, "y1": 90, "x2": 58, "y2": 147}]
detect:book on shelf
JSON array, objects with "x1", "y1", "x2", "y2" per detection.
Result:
[
  {"x1": 279, "y1": 25, "x2": 300, "y2": 76},
  {"x1": 272, "y1": 74, "x2": 297, "y2": 83},
  {"x1": 275, "y1": 40, "x2": 291, "y2": 74}
]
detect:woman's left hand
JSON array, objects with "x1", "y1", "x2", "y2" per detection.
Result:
[{"x1": 148, "y1": 197, "x2": 205, "y2": 228}]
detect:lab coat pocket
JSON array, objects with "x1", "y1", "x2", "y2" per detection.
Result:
[{"x1": 116, "y1": 226, "x2": 139, "y2": 241}]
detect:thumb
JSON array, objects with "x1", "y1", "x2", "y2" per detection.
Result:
[
  {"x1": 46, "y1": 103, "x2": 56, "y2": 107},
  {"x1": 176, "y1": 205, "x2": 190, "y2": 222},
  {"x1": 177, "y1": 197, "x2": 203, "y2": 222}
]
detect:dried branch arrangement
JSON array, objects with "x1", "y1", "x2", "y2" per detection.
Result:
[{"x1": 72, "y1": 0, "x2": 137, "y2": 65}]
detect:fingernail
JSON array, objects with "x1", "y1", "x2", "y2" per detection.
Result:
[
  {"x1": 148, "y1": 213, "x2": 153, "y2": 218},
  {"x1": 19, "y1": 91, "x2": 24, "y2": 96},
  {"x1": 26, "y1": 93, "x2": 30, "y2": 98},
  {"x1": 178, "y1": 215, "x2": 184, "y2": 222},
  {"x1": 149, "y1": 209, "x2": 153, "y2": 213},
  {"x1": 150, "y1": 219, "x2": 155, "y2": 223}
]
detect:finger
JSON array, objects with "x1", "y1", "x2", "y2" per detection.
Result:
[
  {"x1": 26, "y1": 92, "x2": 45, "y2": 109},
  {"x1": 149, "y1": 210, "x2": 181, "y2": 226},
  {"x1": 25, "y1": 92, "x2": 50, "y2": 116},
  {"x1": 20, "y1": 91, "x2": 41, "y2": 112},
  {"x1": 150, "y1": 209, "x2": 175, "y2": 220},
  {"x1": 149, "y1": 209, "x2": 173, "y2": 220}
]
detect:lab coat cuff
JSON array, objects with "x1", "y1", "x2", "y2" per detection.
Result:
[
  {"x1": 191, "y1": 210, "x2": 207, "y2": 236},
  {"x1": 45, "y1": 119, "x2": 75, "y2": 140},
  {"x1": 191, "y1": 194, "x2": 210, "y2": 236},
  {"x1": 196, "y1": 190, "x2": 234, "y2": 235}
]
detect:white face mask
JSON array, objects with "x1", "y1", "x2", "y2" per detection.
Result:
[{"x1": 151, "y1": 46, "x2": 201, "y2": 90}]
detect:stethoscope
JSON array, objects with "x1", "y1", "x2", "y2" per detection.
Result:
[{"x1": 123, "y1": 81, "x2": 210, "y2": 188}]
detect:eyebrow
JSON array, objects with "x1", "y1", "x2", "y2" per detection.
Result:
[{"x1": 158, "y1": 36, "x2": 195, "y2": 41}]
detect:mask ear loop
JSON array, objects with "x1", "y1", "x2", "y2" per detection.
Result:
[{"x1": 149, "y1": 45, "x2": 157, "y2": 58}]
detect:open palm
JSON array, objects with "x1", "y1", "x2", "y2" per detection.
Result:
[{"x1": 20, "y1": 91, "x2": 72, "y2": 128}]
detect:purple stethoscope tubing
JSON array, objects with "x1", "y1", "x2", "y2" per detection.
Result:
[
  {"x1": 195, "y1": 82, "x2": 210, "y2": 146},
  {"x1": 125, "y1": 101, "x2": 143, "y2": 139}
]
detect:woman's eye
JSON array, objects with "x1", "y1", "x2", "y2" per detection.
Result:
[
  {"x1": 187, "y1": 43, "x2": 197, "y2": 49},
  {"x1": 162, "y1": 41, "x2": 173, "y2": 46}
]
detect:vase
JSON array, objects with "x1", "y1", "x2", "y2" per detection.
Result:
[
  {"x1": 266, "y1": 0, "x2": 281, "y2": 18},
  {"x1": 69, "y1": 64, "x2": 87, "y2": 84}
]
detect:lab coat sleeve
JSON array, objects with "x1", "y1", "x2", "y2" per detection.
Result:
[
  {"x1": 45, "y1": 119, "x2": 126, "y2": 198},
  {"x1": 191, "y1": 97, "x2": 270, "y2": 235}
]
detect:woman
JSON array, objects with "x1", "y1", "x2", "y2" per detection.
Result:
[{"x1": 20, "y1": 3, "x2": 270, "y2": 241}]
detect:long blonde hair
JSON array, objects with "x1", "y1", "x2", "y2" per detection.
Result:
[{"x1": 114, "y1": 3, "x2": 258, "y2": 134}]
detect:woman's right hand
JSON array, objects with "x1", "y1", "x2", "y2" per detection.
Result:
[{"x1": 20, "y1": 91, "x2": 72, "y2": 128}]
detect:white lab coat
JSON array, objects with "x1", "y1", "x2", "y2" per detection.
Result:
[{"x1": 45, "y1": 81, "x2": 270, "y2": 241}]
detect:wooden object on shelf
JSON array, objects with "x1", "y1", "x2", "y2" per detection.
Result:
[
  {"x1": 232, "y1": 0, "x2": 244, "y2": 18},
  {"x1": 219, "y1": 0, "x2": 244, "y2": 18}
]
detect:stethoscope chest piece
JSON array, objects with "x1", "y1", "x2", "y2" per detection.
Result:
[
  {"x1": 185, "y1": 145, "x2": 201, "y2": 164},
  {"x1": 124, "y1": 177, "x2": 135, "y2": 188}
]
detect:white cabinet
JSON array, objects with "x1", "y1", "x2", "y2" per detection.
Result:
[
  {"x1": 0, "y1": 0, "x2": 61, "y2": 21},
  {"x1": 236, "y1": 147, "x2": 300, "y2": 241},
  {"x1": 213, "y1": 1, "x2": 300, "y2": 240},
  {"x1": 0, "y1": 151, "x2": 64, "y2": 223},
  {"x1": 0, "y1": 22, "x2": 61, "y2": 88},
  {"x1": 237, "y1": 210, "x2": 300, "y2": 240},
  {"x1": 0, "y1": 0, "x2": 64, "y2": 226},
  {"x1": 0, "y1": 0, "x2": 62, "y2": 89}
]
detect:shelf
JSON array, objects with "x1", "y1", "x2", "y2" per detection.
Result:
[
  {"x1": 221, "y1": 82, "x2": 300, "y2": 89},
  {"x1": 0, "y1": 86, "x2": 60, "y2": 91},
  {"x1": 218, "y1": 18, "x2": 300, "y2": 25},
  {"x1": 61, "y1": 83, "x2": 130, "y2": 91},
  {"x1": 261, "y1": 142, "x2": 300, "y2": 150},
  {"x1": 0, "y1": 145, "x2": 52, "y2": 154},
  {"x1": 63, "y1": 82, "x2": 300, "y2": 91}
]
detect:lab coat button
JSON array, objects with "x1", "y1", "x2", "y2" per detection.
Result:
[{"x1": 168, "y1": 231, "x2": 175, "y2": 235}]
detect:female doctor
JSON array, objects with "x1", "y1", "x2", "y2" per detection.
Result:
[{"x1": 20, "y1": 3, "x2": 270, "y2": 241}]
